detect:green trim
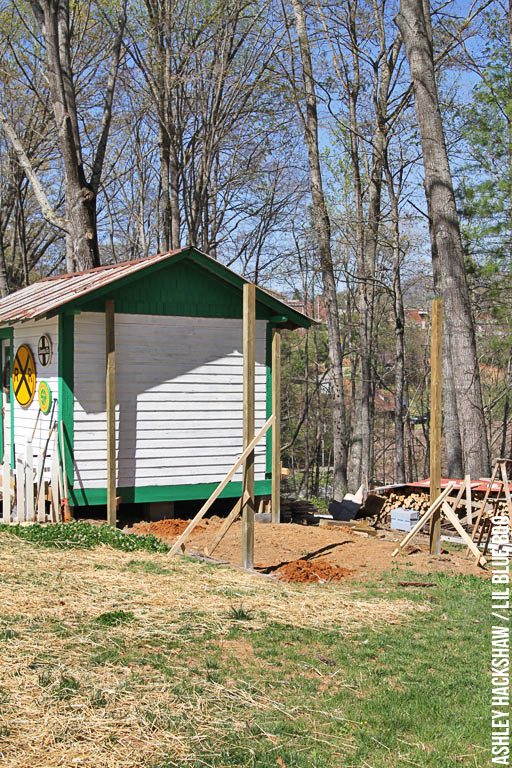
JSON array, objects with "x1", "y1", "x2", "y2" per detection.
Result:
[
  {"x1": 58, "y1": 313, "x2": 74, "y2": 493},
  {"x1": 265, "y1": 322, "x2": 273, "y2": 477},
  {"x1": 0, "y1": 327, "x2": 13, "y2": 467},
  {"x1": 51, "y1": 247, "x2": 311, "y2": 329},
  {"x1": 69, "y1": 478, "x2": 272, "y2": 508},
  {"x1": 9, "y1": 333, "x2": 13, "y2": 468}
]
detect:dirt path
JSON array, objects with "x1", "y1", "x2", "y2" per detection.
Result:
[{"x1": 130, "y1": 517, "x2": 487, "y2": 582}]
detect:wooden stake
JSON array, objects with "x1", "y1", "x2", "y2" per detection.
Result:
[
  {"x1": 168, "y1": 415, "x2": 274, "y2": 556},
  {"x1": 59, "y1": 421, "x2": 72, "y2": 521},
  {"x1": 242, "y1": 283, "x2": 255, "y2": 570},
  {"x1": 271, "y1": 327, "x2": 281, "y2": 524},
  {"x1": 50, "y1": 434, "x2": 60, "y2": 522},
  {"x1": 105, "y1": 300, "x2": 117, "y2": 528},
  {"x1": 429, "y1": 297, "x2": 443, "y2": 555},
  {"x1": 36, "y1": 451, "x2": 45, "y2": 522}
]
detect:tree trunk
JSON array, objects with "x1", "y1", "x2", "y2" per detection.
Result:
[
  {"x1": 397, "y1": 0, "x2": 490, "y2": 477},
  {"x1": 385, "y1": 162, "x2": 406, "y2": 483},
  {"x1": 291, "y1": 0, "x2": 348, "y2": 499}
]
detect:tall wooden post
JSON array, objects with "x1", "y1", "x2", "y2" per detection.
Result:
[
  {"x1": 429, "y1": 297, "x2": 443, "y2": 554},
  {"x1": 105, "y1": 300, "x2": 117, "y2": 527},
  {"x1": 271, "y1": 328, "x2": 281, "y2": 523},
  {"x1": 242, "y1": 284, "x2": 255, "y2": 569}
]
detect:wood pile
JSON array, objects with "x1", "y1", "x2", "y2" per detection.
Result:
[{"x1": 380, "y1": 491, "x2": 430, "y2": 522}]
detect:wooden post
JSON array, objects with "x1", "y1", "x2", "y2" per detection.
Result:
[
  {"x1": 242, "y1": 283, "x2": 255, "y2": 569},
  {"x1": 105, "y1": 300, "x2": 117, "y2": 528},
  {"x1": 464, "y1": 473, "x2": 472, "y2": 525},
  {"x1": 271, "y1": 327, "x2": 281, "y2": 524},
  {"x1": 429, "y1": 297, "x2": 443, "y2": 554}
]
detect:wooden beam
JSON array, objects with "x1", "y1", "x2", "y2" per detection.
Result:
[
  {"x1": 271, "y1": 327, "x2": 281, "y2": 524},
  {"x1": 105, "y1": 300, "x2": 117, "y2": 527},
  {"x1": 242, "y1": 283, "x2": 255, "y2": 569},
  {"x1": 168, "y1": 415, "x2": 274, "y2": 556},
  {"x1": 392, "y1": 482, "x2": 454, "y2": 556},
  {"x1": 429, "y1": 297, "x2": 443, "y2": 555},
  {"x1": 441, "y1": 501, "x2": 487, "y2": 566}
]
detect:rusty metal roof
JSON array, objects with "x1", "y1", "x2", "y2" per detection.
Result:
[
  {"x1": 0, "y1": 250, "x2": 184, "y2": 324},
  {"x1": 0, "y1": 247, "x2": 314, "y2": 328}
]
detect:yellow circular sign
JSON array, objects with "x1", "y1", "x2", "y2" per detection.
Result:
[
  {"x1": 38, "y1": 380, "x2": 52, "y2": 414},
  {"x1": 12, "y1": 344, "x2": 36, "y2": 407}
]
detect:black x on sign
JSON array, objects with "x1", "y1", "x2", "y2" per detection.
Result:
[
  {"x1": 38, "y1": 334, "x2": 52, "y2": 367},
  {"x1": 12, "y1": 344, "x2": 36, "y2": 407}
]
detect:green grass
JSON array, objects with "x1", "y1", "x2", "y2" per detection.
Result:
[
  {"x1": 154, "y1": 572, "x2": 490, "y2": 767},
  {"x1": 0, "y1": 533, "x2": 490, "y2": 767},
  {"x1": 0, "y1": 521, "x2": 169, "y2": 553}
]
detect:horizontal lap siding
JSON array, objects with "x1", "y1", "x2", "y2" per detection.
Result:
[
  {"x1": 73, "y1": 313, "x2": 268, "y2": 489},
  {"x1": 13, "y1": 319, "x2": 58, "y2": 473}
]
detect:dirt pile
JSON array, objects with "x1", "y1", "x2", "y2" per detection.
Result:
[
  {"x1": 132, "y1": 518, "x2": 205, "y2": 538},
  {"x1": 274, "y1": 558, "x2": 353, "y2": 584}
]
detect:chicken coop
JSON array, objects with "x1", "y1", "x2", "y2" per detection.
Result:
[{"x1": 0, "y1": 247, "x2": 311, "y2": 527}]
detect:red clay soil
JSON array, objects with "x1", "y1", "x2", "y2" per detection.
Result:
[
  {"x1": 274, "y1": 558, "x2": 353, "y2": 583},
  {"x1": 132, "y1": 518, "x2": 206, "y2": 538}
]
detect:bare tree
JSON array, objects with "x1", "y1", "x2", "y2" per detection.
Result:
[
  {"x1": 397, "y1": 0, "x2": 490, "y2": 476},
  {"x1": 289, "y1": 0, "x2": 348, "y2": 498},
  {"x1": 0, "y1": 0, "x2": 126, "y2": 271}
]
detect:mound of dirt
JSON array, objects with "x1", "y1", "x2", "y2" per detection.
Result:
[
  {"x1": 274, "y1": 558, "x2": 353, "y2": 584},
  {"x1": 132, "y1": 518, "x2": 206, "y2": 538}
]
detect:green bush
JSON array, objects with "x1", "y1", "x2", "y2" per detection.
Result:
[{"x1": 0, "y1": 521, "x2": 169, "y2": 553}]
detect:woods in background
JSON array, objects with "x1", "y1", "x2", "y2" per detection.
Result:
[{"x1": 0, "y1": 0, "x2": 510, "y2": 497}]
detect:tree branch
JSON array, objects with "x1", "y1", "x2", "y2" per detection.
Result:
[
  {"x1": 90, "y1": 0, "x2": 127, "y2": 193},
  {"x1": 0, "y1": 108, "x2": 68, "y2": 233}
]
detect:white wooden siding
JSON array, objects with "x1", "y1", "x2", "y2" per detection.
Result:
[
  {"x1": 12, "y1": 318, "x2": 58, "y2": 473},
  {"x1": 73, "y1": 313, "x2": 268, "y2": 490}
]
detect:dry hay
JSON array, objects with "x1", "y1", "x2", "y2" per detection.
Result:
[{"x1": 0, "y1": 535, "x2": 427, "y2": 768}]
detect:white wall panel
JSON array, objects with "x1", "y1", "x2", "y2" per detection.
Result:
[{"x1": 73, "y1": 313, "x2": 268, "y2": 490}]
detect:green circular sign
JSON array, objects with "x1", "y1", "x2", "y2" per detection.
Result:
[{"x1": 38, "y1": 380, "x2": 52, "y2": 415}]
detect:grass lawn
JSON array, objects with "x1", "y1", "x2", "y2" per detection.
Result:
[{"x1": 0, "y1": 525, "x2": 490, "y2": 767}]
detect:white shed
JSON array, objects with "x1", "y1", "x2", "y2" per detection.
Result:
[{"x1": 0, "y1": 247, "x2": 311, "y2": 523}]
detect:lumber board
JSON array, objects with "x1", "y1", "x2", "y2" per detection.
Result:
[
  {"x1": 271, "y1": 327, "x2": 281, "y2": 523},
  {"x1": 105, "y1": 300, "x2": 117, "y2": 527},
  {"x1": 441, "y1": 501, "x2": 487, "y2": 566},
  {"x1": 429, "y1": 297, "x2": 443, "y2": 554},
  {"x1": 392, "y1": 483, "x2": 454, "y2": 556},
  {"x1": 242, "y1": 283, "x2": 255, "y2": 570},
  {"x1": 168, "y1": 414, "x2": 275, "y2": 556}
]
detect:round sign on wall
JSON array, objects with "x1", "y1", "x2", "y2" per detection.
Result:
[
  {"x1": 12, "y1": 344, "x2": 36, "y2": 407},
  {"x1": 38, "y1": 334, "x2": 52, "y2": 367},
  {"x1": 38, "y1": 380, "x2": 52, "y2": 415}
]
